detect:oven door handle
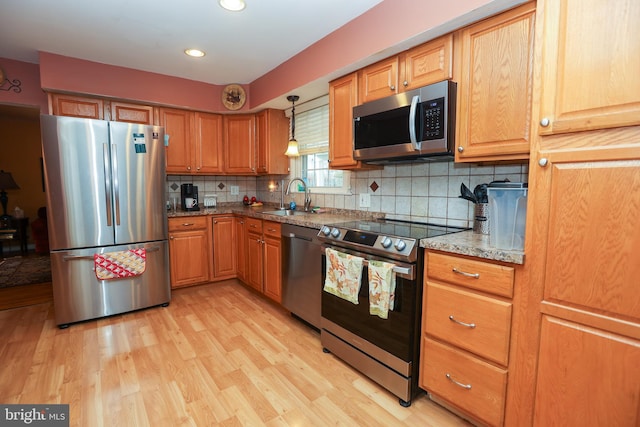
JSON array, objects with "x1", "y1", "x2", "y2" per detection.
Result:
[{"x1": 361, "y1": 258, "x2": 410, "y2": 275}]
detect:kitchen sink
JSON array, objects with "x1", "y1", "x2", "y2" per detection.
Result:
[{"x1": 263, "y1": 209, "x2": 309, "y2": 216}]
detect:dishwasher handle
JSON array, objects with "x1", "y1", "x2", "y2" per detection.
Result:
[{"x1": 287, "y1": 232, "x2": 314, "y2": 242}]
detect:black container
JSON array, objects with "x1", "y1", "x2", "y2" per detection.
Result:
[{"x1": 180, "y1": 183, "x2": 199, "y2": 211}]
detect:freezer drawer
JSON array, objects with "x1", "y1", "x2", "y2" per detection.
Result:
[{"x1": 50, "y1": 241, "x2": 170, "y2": 326}]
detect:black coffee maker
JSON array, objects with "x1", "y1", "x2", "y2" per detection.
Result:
[{"x1": 180, "y1": 183, "x2": 199, "y2": 211}]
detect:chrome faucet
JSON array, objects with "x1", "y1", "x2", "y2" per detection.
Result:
[{"x1": 286, "y1": 178, "x2": 311, "y2": 211}]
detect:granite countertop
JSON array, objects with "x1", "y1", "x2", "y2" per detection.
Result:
[{"x1": 168, "y1": 204, "x2": 525, "y2": 265}]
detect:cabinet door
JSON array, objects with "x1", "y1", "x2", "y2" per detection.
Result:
[
  {"x1": 159, "y1": 108, "x2": 193, "y2": 174},
  {"x1": 49, "y1": 93, "x2": 104, "y2": 119},
  {"x1": 235, "y1": 216, "x2": 247, "y2": 281},
  {"x1": 400, "y1": 34, "x2": 453, "y2": 91},
  {"x1": 455, "y1": 2, "x2": 535, "y2": 162},
  {"x1": 194, "y1": 112, "x2": 224, "y2": 174},
  {"x1": 263, "y1": 222, "x2": 282, "y2": 303},
  {"x1": 357, "y1": 56, "x2": 399, "y2": 104},
  {"x1": 168, "y1": 229, "x2": 210, "y2": 288},
  {"x1": 224, "y1": 114, "x2": 256, "y2": 174},
  {"x1": 256, "y1": 109, "x2": 289, "y2": 175},
  {"x1": 536, "y1": 0, "x2": 640, "y2": 135},
  {"x1": 534, "y1": 316, "x2": 640, "y2": 427},
  {"x1": 109, "y1": 101, "x2": 154, "y2": 124},
  {"x1": 212, "y1": 216, "x2": 235, "y2": 279},
  {"x1": 246, "y1": 229, "x2": 263, "y2": 292}
]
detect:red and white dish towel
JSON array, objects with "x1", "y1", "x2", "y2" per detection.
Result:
[{"x1": 94, "y1": 248, "x2": 146, "y2": 280}]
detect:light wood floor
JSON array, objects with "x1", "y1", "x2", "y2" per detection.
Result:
[{"x1": 0, "y1": 279, "x2": 470, "y2": 426}]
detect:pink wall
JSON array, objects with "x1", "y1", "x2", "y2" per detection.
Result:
[
  {"x1": 0, "y1": 58, "x2": 48, "y2": 112},
  {"x1": 250, "y1": 0, "x2": 499, "y2": 106},
  {"x1": 39, "y1": 52, "x2": 246, "y2": 112},
  {"x1": 5, "y1": 0, "x2": 506, "y2": 112}
]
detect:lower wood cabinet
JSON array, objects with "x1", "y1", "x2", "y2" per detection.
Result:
[
  {"x1": 420, "y1": 250, "x2": 515, "y2": 426},
  {"x1": 168, "y1": 216, "x2": 211, "y2": 288},
  {"x1": 212, "y1": 215, "x2": 236, "y2": 280},
  {"x1": 243, "y1": 217, "x2": 282, "y2": 302}
]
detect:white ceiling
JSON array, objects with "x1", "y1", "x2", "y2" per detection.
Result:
[{"x1": 0, "y1": 0, "x2": 382, "y2": 87}]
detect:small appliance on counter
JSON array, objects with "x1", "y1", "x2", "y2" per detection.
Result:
[
  {"x1": 180, "y1": 183, "x2": 199, "y2": 211},
  {"x1": 487, "y1": 181, "x2": 528, "y2": 251}
]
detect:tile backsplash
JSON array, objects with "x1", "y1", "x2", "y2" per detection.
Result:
[{"x1": 167, "y1": 160, "x2": 528, "y2": 228}]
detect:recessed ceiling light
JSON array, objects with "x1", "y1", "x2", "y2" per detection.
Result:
[
  {"x1": 184, "y1": 49, "x2": 205, "y2": 58},
  {"x1": 219, "y1": 0, "x2": 246, "y2": 12}
]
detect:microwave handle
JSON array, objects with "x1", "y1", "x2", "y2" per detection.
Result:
[{"x1": 409, "y1": 95, "x2": 421, "y2": 150}]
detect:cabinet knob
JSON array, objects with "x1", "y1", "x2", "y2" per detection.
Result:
[
  {"x1": 539, "y1": 157, "x2": 549, "y2": 167},
  {"x1": 403, "y1": 81, "x2": 408, "y2": 87},
  {"x1": 196, "y1": 167, "x2": 201, "y2": 171},
  {"x1": 540, "y1": 117, "x2": 550, "y2": 127},
  {"x1": 170, "y1": 235, "x2": 174, "y2": 240},
  {"x1": 457, "y1": 146, "x2": 464, "y2": 153},
  {"x1": 390, "y1": 85, "x2": 395, "y2": 91}
]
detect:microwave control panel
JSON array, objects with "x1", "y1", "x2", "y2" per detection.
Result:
[{"x1": 423, "y1": 97, "x2": 445, "y2": 140}]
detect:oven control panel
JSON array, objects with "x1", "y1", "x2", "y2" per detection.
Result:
[{"x1": 318, "y1": 225, "x2": 417, "y2": 259}]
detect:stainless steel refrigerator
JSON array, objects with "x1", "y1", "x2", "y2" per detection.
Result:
[{"x1": 40, "y1": 115, "x2": 170, "y2": 327}]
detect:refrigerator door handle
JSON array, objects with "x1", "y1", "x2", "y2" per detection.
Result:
[
  {"x1": 111, "y1": 143, "x2": 121, "y2": 226},
  {"x1": 63, "y1": 245, "x2": 162, "y2": 262},
  {"x1": 103, "y1": 143, "x2": 113, "y2": 227}
]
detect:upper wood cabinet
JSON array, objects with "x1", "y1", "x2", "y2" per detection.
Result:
[
  {"x1": 455, "y1": 2, "x2": 536, "y2": 162},
  {"x1": 357, "y1": 35, "x2": 453, "y2": 104},
  {"x1": 329, "y1": 73, "x2": 380, "y2": 171},
  {"x1": 400, "y1": 34, "x2": 453, "y2": 92},
  {"x1": 109, "y1": 101, "x2": 154, "y2": 124},
  {"x1": 256, "y1": 109, "x2": 289, "y2": 174},
  {"x1": 49, "y1": 93, "x2": 104, "y2": 120},
  {"x1": 224, "y1": 114, "x2": 256, "y2": 175},
  {"x1": 194, "y1": 112, "x2": 224, "y2": 174},
  {"x1": 536, "y1": 0, "x2": 640, "y2": 135},
  {"x1": 160, "y1": 108, "x2": 223, "y2": 175},
  {"x1": 159, "y1": 107, "x2": 194, "y2": 174},
  {"x1": 49, "y1": 93, "x2": 155, "y2": 124}
]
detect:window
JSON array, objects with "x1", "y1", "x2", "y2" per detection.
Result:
[{"x1": 289, "y1": 100, "x2": 350, "y2": 194}]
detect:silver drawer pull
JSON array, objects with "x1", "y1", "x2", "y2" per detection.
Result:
[
  {"x1": 446, "y1": 373, "x2": 472, "y2": 390},
  {"x1": 449, "y1": 315, "x2": 476, "y2": 328},
  {"x1": 182, "y1": 223, "x2": 195, "y2": 227},
  {"x1": 452, "y1": 267, "x2": 480, "y2": 279}
]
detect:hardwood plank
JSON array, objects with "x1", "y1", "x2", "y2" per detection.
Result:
[{"x1": 0, "y1": 279, "x2": 469, "y2": 426}]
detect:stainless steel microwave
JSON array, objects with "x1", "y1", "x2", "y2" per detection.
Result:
[{"x1": 353, "y1": 80, "x2": 456, "y2": 163}]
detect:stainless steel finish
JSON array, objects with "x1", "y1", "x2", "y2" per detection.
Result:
[
  {"x1": 263, "y1": 209, "x2": 309, "y2": 217},
  {"x1": 50, "y1": 241, "x2": 170, "y2": 326},
  {"x1": 353, "y1": 80, "x2": 456, "y2": 163},
  {"x1": 539, "y1": 157, "x2": 549, "y2": 167},
  {"x1": 281, "y1": 224, "x2": 323, "y2": 329},
  {"x1": 446, "y1": 373, "x2": 472, "y2": 390},
  {"x1": 40, "y1": 115, "x2": 170, "y2": 326},
  {"x1": 448, "y1": 315, "x2": 476, "y2": 329},
  {"x1": 409, "y1": 95, "x2": 420, "y2": 149},
  {"x1": 540, "y1": 117, "x2": 550, "y2": 127},
  {"x1": 452, "y1": 267, "x2": 480, "y2": 279},
  {"x1": 286, "y1": 177, "x2": 311, "y2": 211},
  {"x1": 321, "y1": 318, "x2": 412, "y2": 401}
]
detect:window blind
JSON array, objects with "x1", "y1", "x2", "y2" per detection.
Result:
[{"x1": 293, "y1": 104, "x2": 329, "y2": 153}]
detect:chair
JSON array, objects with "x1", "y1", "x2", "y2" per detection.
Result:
[{"x1": 31, "y1": 207, "x2": 49, "y2": 254}]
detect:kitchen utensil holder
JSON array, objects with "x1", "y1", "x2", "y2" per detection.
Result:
[{"x1": 473, "y1": 203, "x2": 489, "y2": 235}]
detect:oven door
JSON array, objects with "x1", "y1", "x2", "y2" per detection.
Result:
[{"x1": 320, "y1": 245, "x2": 423, "y2": 362}]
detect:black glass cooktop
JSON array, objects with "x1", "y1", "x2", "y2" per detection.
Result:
[{"x1": 335, "y1": 219, "x2": 469, "y2": 240}]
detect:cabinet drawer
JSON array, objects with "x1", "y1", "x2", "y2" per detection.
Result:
[
  {"x1": 263, "y1": 221, "x2": 281, "y2": 238},
  {"x1": 168, "y1": 216, "x2": 208, "y2": 232},
  {"x1": 421, "y1": 337, "x2": 507, "y2": 427},
  {"x1": 424, "y1": 282, "x2": 512, "y2": 366},
  {"x1": 427, "y1": 252, "x2": 514, "y2": 298},
  {"x1": 245, "y1": 217, "x2": 263, "y2": 233}
]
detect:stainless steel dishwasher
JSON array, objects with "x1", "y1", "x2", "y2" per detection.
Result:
[{"x1": 281, "y1": 223, "x2": 323, "y2": 329}]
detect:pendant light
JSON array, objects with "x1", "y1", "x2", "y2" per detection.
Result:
[{"x1": 284, "y1": 95, "x2": 300, "y2": 157}]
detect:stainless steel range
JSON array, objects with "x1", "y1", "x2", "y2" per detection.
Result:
[{"x1": 318, "y1": 218, "x2": 468, "y2": 406}]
